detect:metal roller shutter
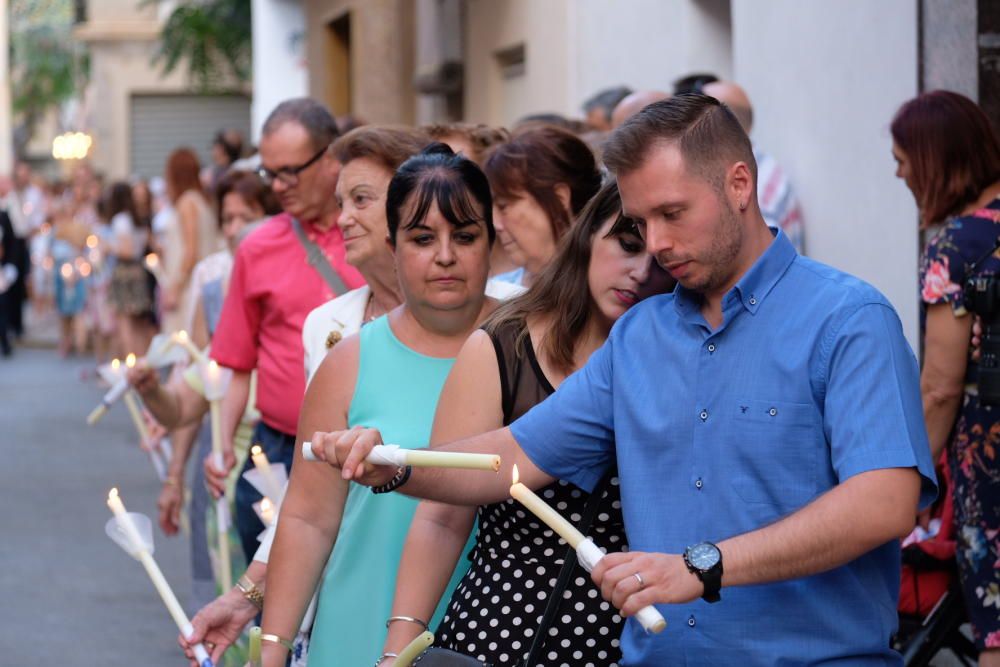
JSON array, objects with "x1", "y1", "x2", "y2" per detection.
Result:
[{"x1": 129, "y1": 94, "x2": 252, "y2": 180}]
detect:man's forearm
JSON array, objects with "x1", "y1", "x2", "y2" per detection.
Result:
[
  {"x1": 141, "y1": 384, "x2": 182, "y2": 428},
  {"x1": 220, "y1": 371, "x2": 252, "y2": 448},
  {"x1": 718, "y1": 468, "x2": 920, "y2": 587}
]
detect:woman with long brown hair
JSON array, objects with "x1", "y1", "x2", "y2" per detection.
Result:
[
  {"x1": 892, "y1": 90, "x2": 1000, "y2": 663},
  {"x1": 161, "y1": 147, "x2": 219, "y2": 332},
  {"x1": 373, "y1": 181, "x2": 674, "y2": 666}
]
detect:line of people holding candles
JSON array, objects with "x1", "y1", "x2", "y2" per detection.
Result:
[{"x1": 107, "y1": 85, "x2": 1000, "y2": 667}]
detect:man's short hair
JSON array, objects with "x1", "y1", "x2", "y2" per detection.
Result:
[
  {"x1": 261, "y1": 98, "x2": 340, "y2": 151},
  {"x1": 602, "y1": 94, "x2": 756, "y2": 192},
  {"x1": 583, "y1": 86, "x2": 633, "y2": 122}
]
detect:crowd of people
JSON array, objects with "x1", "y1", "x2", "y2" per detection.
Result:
[{"x1": 12, "y1": 75, "x2": 997, "y2": 667}]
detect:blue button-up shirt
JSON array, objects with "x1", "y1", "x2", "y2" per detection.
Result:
[{"x1": 511, "y1": 231, "x2": 937, "y2": 666}]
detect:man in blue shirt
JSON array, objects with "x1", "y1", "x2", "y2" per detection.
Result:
[{"x1": 317, "y1": 95, "x2": 937, "y2": 665}]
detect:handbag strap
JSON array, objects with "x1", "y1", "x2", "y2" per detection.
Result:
[
  {"x1": 519, "y1": 472, "x2": 612, "y2": 667},
  {"x1": 290, "y1": 216, "x2": 348, "y2": 296}
]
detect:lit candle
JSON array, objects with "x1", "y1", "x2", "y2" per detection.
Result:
[
  {"x1": 87, "y1": 358, "x2": 130, "y2": 425},
  {"x1": 509, "y1": 466, "x2": 667, "y2": 634},
  {"x1": 259, "y1": 497, "x2": 275, "y2": 526},
  {"x1": 301, "y1": 442, "x2": 501, "y2": 472},
  {"x1": 250, "y1": 445, "x2": 284, "y2": 505},
  {"x1": 395, "y1": 631, "x2": 435, "y2": 667},
  {"x1": 60, "y1": 262, "x2": 75, "y2": 286},
  {"x1": 248, "y1": 626, "x2": 262, "y2": 667},
  {"x1": 510, "y1": 465, "x2": 586, "y2": 548},
  {"x1": 171, "y1": 330, "x2": 208, "y2": 365},
  {"x1": 144, "y1": 252, "x2": 166, "y2": 286},
  {"x1": 106, "y1": 489, "x2": 214, "y2": 666}
]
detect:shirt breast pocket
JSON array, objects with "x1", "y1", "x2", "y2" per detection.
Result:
[{"x1": 730, "y1": 398, "x2": 821, "y2": 512}]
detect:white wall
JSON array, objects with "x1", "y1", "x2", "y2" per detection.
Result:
[
  {"x1": 569, "y1": 0, "x2": 733, "y2": 115},
  {"x1": 251, "y1": 0, "x2": 309, "y2": 142},
  {"x1": 732, "y1": 0, "x2": 921, "y2": 348}
]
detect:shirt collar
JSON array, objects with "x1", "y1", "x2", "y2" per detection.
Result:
[{"x1": 673, "y1": 227, "x2": 797, "y2": 318}]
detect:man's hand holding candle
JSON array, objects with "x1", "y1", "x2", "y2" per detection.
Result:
[
  {"x1": 591, "y1": 551, "x2": 703, "y2": 617},
  {"x1": 203, "y1": 445, "x2": 237, "y2": 499}
]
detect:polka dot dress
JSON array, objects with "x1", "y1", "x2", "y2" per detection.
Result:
[{"x1": 434, "y1": 476, "x2": 626, "y2": 666}]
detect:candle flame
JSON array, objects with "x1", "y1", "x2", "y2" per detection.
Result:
[
  {"x1": 175, "y1": 330, "x2": 188, "y2": 343},
  {"x1": 208, "y1": 360, "x2": 220, "y2": 376},
  {"x1": 260, "y1": 497, "x2": 272, "y2": 512},
  {"x1": 251, "y1": 444, "x2": 263, "y2": 457},
  {"x1": 111, "y1": 358, "x2": 121, "y2": 371},
  {"x1": 512, "y1": 464, "x2": 520, "y2": 485},
  {"x1": 60, "y1": 263, "x2": 73, "y2": 279},
  {"x1": 126, "y1": 353, "x2": 137, "y2": 368},
  {"x1": 109, "y1": 487, "x2": 119, "y2": 500},
  {"x1": 79, "y1": 262, "x2": 92, "y2": 277},
  {"x1": 86, "y1": 234, "x2": 99, "y2": 249},
  {"x1": 145, "y1": 253, "x2": 159, "y2": 268}
]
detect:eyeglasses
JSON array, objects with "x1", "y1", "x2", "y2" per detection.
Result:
[{"x1": 257, "y1": 144, "x2": 330, "y2": 187}]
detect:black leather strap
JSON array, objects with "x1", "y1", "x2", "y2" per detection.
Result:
[{"x1": 518, "y1": 472, "x2": 612, "y2": 667}]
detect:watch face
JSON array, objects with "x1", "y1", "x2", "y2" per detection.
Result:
[{"x1": 688, "y1": 543, "x2": 720, "y2": 570}]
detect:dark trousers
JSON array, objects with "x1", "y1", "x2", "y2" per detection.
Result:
[
  {"x1": 0, "y1": 290, "x2": 10, "y2": 355},
  {"x1": 235, "y1": 421, "x2": 295, "y2": 564}
]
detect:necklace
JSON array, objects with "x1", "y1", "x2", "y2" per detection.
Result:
[{"x1": 364, "y1": 292, "x2": 390, "y2": 323}]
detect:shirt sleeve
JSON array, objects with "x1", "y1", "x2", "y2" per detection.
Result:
[
  {"x1": 210, "y1": 246, "x2": 259, "y2": 372},
  {"x1": 921, "y1": 228, "x2": 968, "y2": 315},
  {"x1": 510, "y1": 334, "x2": 616, "y2": 493},
  {"x1": 822, "y1": 302, "x2": 938, "y2": 509}
]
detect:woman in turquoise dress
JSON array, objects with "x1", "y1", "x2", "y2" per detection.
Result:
[{"x1": 260, "y1": 144, "x2": 500, "y2": 667}]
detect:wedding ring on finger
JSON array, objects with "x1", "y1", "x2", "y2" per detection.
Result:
[{"x1": 633, "y1": 572, "x2": 645, "y2": 590}]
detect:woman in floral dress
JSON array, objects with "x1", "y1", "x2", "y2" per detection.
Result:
[{"x1": 892, "y1": 90, "x2": 1000, "y2": 662}]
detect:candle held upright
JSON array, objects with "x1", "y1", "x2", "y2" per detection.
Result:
[{"x1": 200, "y1": 360, "x2": 235, "y2": 589}]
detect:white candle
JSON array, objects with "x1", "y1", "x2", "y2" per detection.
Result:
[
  {"x1": 144, "y1": 252, "x2": 166, "y2": 286},
  {"x1": 509, "y1": 466, "x2": 667, "y2": 635},
  {"x1": 106, "y1": 489, "x2": 215, "y2": 666},
  {"x1": 250, "y1": 445, "x2": 284, "y2": 505},
  {"x1": 509, "y1": 465, "x2": 586, "y2": 548},
  {"x1": 259, "y1": 497, "x2": 275, "y2": 526},
  {"x1": 123, "y1": 391, "x2": 167, "y2": 482},
  {"x1": 208, "y1": 396, "x2": 232, "y2": 589},
  {"x1": 87, "y1": 358, "x2": 129, "y2": 425},
  {"x1": 301, "y1": 441, "x2": 501, "y2": 472},
  {"x1": 172, "y1": 330, "x2": 208, "y2": 365}
]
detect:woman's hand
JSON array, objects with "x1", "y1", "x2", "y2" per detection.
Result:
[
  {"x1": 127, "y1": 363, "x2": 160, "y2": 398},
  {"x1": 308, "y1": 427, "x2": 397, "y2": 486},
  {"x1": 180, "y1": 588, "x2": 258, "y2": 666},
  {"x1": 204, "y1": 446, "x2": 236, "y2": 499},
  {"x1": 157, "y1": 478, "x2": 183, "y2": 535}
]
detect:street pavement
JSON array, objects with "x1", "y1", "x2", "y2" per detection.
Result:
[{"x1": 0, "y1": 345, "x2": 194, "y2": 666}]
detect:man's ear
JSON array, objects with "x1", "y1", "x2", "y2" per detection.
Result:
[{"x1": 728, "y1": 161, "x2": 754, "y2": 212}]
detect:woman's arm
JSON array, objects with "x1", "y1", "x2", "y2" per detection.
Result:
[
  {"x1": 175, "y1": 196, "x2": 200, "y2": 292},
  {"x1": 259, "y1": 336, "x2": 359, "y2": 667},
  {"x1": 381, "y1": 329, "x2": 506, "y2": 658},
  {"x1": 921, "y1": 303, "x2": 971, "y2": 460}
]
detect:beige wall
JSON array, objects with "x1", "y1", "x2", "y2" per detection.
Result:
[
  {"x1": 463, "y1": 0, "x2": 571, "y2": 126},
  {"x1": 304, "y1": 0, "x2": 415, "y2": 125},
  {"x1": 76, "y1": 35, "x2": 190, "y2": 179}
]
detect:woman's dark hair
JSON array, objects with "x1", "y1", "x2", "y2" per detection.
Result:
[
  {"x1": 385, "y1": 143, "x2": 496, "y2": 246},
  {"x1": 484, "y1": 124, "x2": 602, "y2": 242},
  {"x1": 213, "y1": 130, "x2": 243, "y2": 164},
  {"x1": 485, "y1": 180, "x2": 653, "y2": 374},
  {"x1": 891, "y1": 90, "x2": 1000, "y2": 227},
  {"x1": 105, "y1": 181, "x2": 143, "y2": 228},
  {"x1": 214, "y1": 170, "x2": 281, "y2": 226}
]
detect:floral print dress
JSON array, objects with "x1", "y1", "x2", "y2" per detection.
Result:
[{"x1": 920, "y1": 196, "x2": 1000, "y2": 650}]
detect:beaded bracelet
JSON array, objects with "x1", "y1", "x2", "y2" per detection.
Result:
[{"x1": 371, "y1": 465, "x2": 412, "y2": 494}]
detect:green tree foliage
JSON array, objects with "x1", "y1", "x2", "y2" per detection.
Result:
[
  {"x1": 153, "y1": 0, "x2": 252, "y2": 92},
  {"x1": 10, "y1": 0, "x2": 86, "y2": 148}
]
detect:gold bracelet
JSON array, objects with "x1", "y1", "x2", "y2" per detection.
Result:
[
  {"x1": 164, "y1": 476, "x2": 181, "y2": 487},
  {"x1": 385, "y1": 615, "x2": 428, "y2": 631},
  {"x1": 235, "y1": 574, "x2": 264, "y2": 609},
  {"x1": 260, "y1": 633, "x2": 294, "y2": 651}
]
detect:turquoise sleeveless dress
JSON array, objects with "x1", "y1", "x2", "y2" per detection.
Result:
[{"x1": 307, "y1": 315, "x2": 472, "y2": 665}]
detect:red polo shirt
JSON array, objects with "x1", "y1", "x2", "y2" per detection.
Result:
[{"x1": 211, "y1": 213, "x2": 366, "y2": 435}]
